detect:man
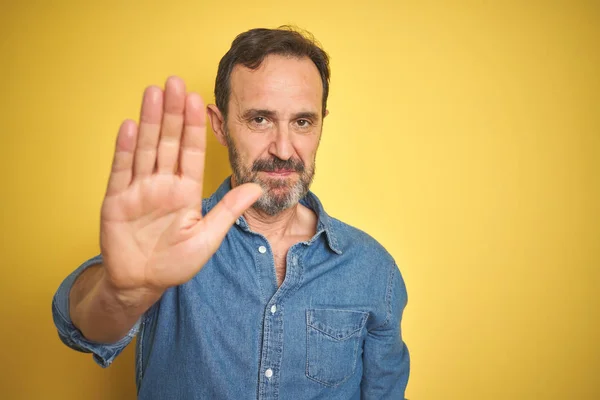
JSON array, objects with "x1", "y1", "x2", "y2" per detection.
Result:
[{"x1": 52, "y1": 27, "x2": 410, "y2": 399}]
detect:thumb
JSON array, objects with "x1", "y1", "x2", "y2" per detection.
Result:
[{"x1": 194, "y1": 183, "x2": 263, "y2": 252}]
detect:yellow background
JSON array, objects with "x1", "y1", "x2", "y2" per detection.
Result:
[{"x1": 1, "y1": 1, "x2": 598, "y2": 399}]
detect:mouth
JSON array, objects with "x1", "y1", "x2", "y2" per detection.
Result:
[{"x1": 263, "y1": 169, "x2": 296, "y2": 177}]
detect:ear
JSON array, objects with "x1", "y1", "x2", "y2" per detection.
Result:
[
  {"x1": 324, "y1": 109, "x2": 330, "y2": 118},
  {"x1": 207, "y1": 104, "x2": 228, "y2": 146}
]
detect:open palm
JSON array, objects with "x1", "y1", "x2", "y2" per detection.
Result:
[{"x1": 100, "y1": 77, "x2": 261, "y2": 292}]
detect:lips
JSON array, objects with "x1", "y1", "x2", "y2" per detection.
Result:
[{"x1": 264, "y1": 169, "x2": 294, "y2": 176}]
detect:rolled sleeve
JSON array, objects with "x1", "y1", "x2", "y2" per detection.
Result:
[
  {"x1": 361, "y1": 263, "x2": 410, "y2": 399},
  {"x1": 51, "y1": 254, "x2": 140, "y2": 368}
]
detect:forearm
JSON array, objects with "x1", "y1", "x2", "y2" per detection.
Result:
[{"x1": 69, "y1": 264, "x2": 162, "y2": 343}]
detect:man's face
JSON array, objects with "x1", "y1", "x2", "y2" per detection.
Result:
[{"x1": 224, "y1": 55, "x2": 325, "y2": 216}]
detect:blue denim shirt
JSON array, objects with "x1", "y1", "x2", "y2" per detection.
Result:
[{"x1": 52, "y1": 177, "x2": 410, "y2": 399}]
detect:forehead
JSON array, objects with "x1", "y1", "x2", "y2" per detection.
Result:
[{"x1": 229, "y1": 55, "x2": 323, "y2": 113}]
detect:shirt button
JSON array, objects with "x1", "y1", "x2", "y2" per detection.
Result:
[
  {"x1": 270, "y1": 305, "x2": 277, "y2": 314},
  {"x1": 235, "y1": 219, "x2": 240, "y2": 225},
  {"x1": 265, "y1": 368, "x2": 273, "y2": 378},
  {"x1": 258, "y1": 245, "x2": 267, "y2": 254}
]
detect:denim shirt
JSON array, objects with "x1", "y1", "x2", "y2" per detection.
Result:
[{"x1": 52, "y1": 177, "x2": 410, "y2": 399}]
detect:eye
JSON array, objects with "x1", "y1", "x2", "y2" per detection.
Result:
[
  {"x1": 296, "y1": 119, "x2": 311, "y2": 128},
  {"x1": 249, "y1": 116, "x2": 271, "y2": 130}
]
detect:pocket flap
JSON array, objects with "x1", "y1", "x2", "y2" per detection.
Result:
[{"x1": 307, "y1": 309, "x2": 369, "y2": 340}]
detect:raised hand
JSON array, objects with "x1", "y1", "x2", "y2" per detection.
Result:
[{"x1": 99, "y1": 77, "x2": 262, "y2": 295}]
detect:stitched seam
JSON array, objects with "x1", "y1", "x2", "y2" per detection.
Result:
[
  {"x1": 52, "y1": 297, "x2": 73, "y2": 329},
  {"x1": 369, "y1": 264, "x2": 395, "y2": 331},
  {"x1": 54, "y1": 255, "x2": 103, "y2": 325},
  {"x1": 305, "y1": 311, "x2": 310, "y2": 381},
  {"x1": 305, "y1": 309, "x2": 368, "y2": 387},
  {"x1": 136, "y1": 315, "x2": 145, "y2": 388},
  {"x1": 307, "y1": 325, "x2": 363, "y2": 340},
  {"x1": 307, "y1": 309, "x2": 369, "y2": 337},
  {"x1": 305, "y1": 326, "x2": 362, "y2": 388}
]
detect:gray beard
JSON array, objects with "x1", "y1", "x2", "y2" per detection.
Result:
[{"x1": 225, "y1": 136, "x2": 315, "y2": 216}]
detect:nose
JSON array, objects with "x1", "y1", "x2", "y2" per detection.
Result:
[{"x1": 268, "y1": 123, "x2": 294, "y2": 161}]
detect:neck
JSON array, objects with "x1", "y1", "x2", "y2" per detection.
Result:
[
  {"x1": 230, "y1": 175, "x2": 317, "y2": 240},
  {"x1": 244, "y1": 204, "x2": 302, "y2": 240}
]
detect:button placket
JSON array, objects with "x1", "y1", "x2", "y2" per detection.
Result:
[{"x1": 257, "y1": 243, "x2": 305, "y2": 399}]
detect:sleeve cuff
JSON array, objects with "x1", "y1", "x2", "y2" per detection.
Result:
[{"x1": 51, "y1": 254, "x2": 140, "y2": 367}]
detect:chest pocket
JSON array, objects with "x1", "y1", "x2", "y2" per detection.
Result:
[{"x1": 306, "y1": 308, "x2": 369, "y2": 387}]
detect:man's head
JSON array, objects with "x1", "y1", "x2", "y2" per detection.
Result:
[{"x1": 207, "y1": 27, "x2": 330, "y2": 216}]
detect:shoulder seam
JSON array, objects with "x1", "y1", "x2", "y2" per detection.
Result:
[{"x1": 369, "y1": 263, "x2": 396, "y2": 331}]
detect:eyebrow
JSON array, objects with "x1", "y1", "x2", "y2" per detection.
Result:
[
  {"x1": 241, "y1": 109, "x2": 320, "y2": 121},
  {"x1": 241, "y1": 109, "x2": 277, "y2": 120},
  {"x1": 293, "y1": 111, "x2": 320, "y2": 121}
]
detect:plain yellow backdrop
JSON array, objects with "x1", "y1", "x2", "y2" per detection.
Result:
[{"x1": 1, "y1": 1, "x2": 598, "y2": 399}]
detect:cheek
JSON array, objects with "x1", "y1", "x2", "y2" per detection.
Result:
[
  {"x1": 237, "y1": 138, "x2": 270, "y2": 165},
  {"x1": 294, "y1": 136, "x2": 320, "y2": 163},
  {"x1": 230, "y1": 126, "x2": 268, "y2": 160}
]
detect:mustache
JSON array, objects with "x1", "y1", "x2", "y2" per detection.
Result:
[{"x1": 252, "y1": 157, "x2": 305, "y2": 173}]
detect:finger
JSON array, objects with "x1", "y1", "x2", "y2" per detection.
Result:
[
  {"x1": 133, "y1": 86, "x2": 163, "y2": 179},
  {"x1": 179, "y1": 92, "x2": 206, "y2": 182},
  {"x1": 195, "y1": 183, "x2": 263, "y2": 251},
  {"x1": 106, "y1": 119, "x2": 137, "y2": 196},
  {"x1": 157, "y1": 76, "x2": 186, "y2": 174}
]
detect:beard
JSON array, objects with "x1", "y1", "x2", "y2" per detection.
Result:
[{"x1": 225, "y1": 135, "x2": 315, "y2": 216}]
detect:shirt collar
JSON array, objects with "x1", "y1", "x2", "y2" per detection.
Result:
[{"x1": 206, "y1": 176, "x2": 343, "y2": 255}]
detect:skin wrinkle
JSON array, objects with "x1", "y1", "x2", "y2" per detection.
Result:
[
  {"x1": 205, "y1": 54, "x2": 327, "y2": 285},
  {"x1": 224, "y1": 55, "x2": 324, "y2": 219}
]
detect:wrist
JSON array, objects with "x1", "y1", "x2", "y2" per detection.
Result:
[{"x1": 97, "y1": 270, "x2": 163, "y2": 317}]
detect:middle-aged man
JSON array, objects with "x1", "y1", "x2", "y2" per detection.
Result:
[{"x1": 52, "y1": 27, "x2": 410, "y2": 399}]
